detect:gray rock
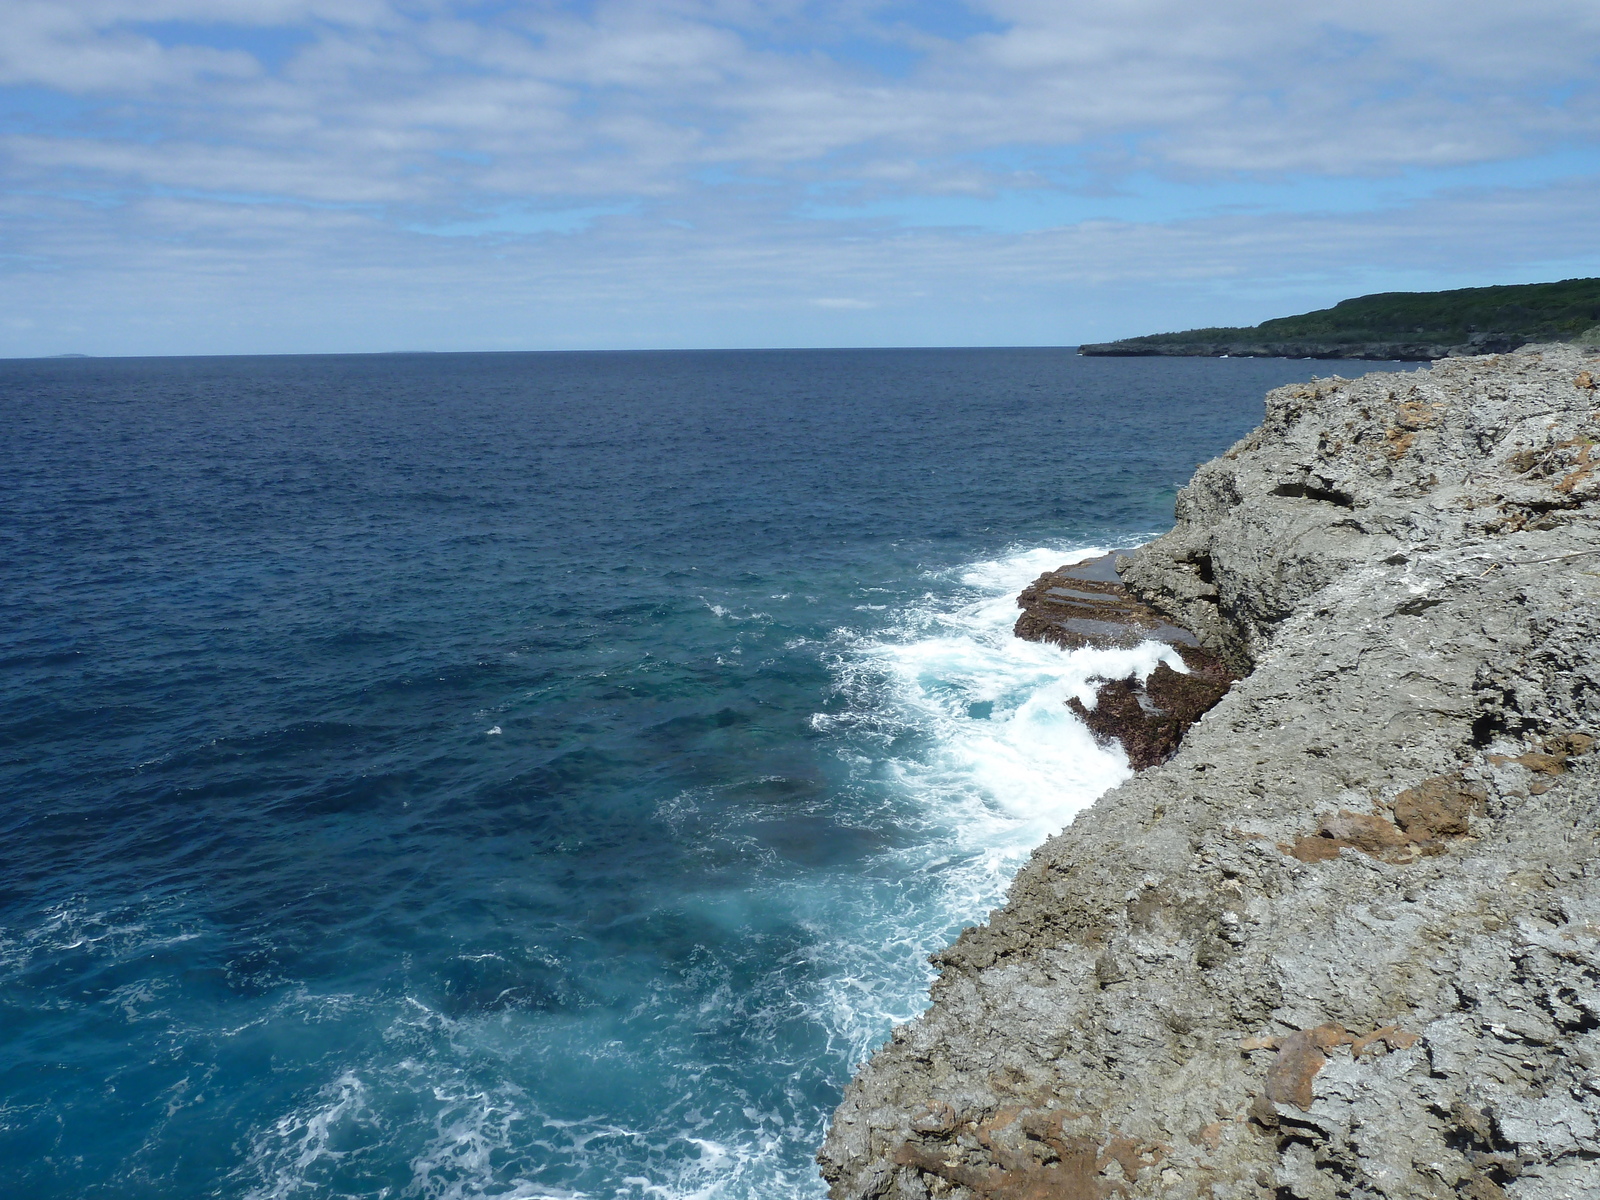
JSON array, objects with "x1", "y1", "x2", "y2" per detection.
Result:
[{"x1": 819, "y1": 344, "x2": 1600, "y2": 1200}]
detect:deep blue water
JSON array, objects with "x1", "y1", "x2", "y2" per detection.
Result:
[{"x1": 0, "y1": 349, "x2": 1412, "y2": 1198}]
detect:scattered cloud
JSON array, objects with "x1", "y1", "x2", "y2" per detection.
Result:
[{"x1": 1, "y1": 0, "x2": 1598, "y2": 353}]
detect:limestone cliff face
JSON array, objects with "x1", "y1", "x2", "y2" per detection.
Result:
[{"x1": 818, "y1": 345, "x2": 1600, "y2": 1200}]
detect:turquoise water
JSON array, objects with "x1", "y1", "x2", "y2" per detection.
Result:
[{"x1": 0, "y1": 349, "x2": 1410, "y2": 1198}]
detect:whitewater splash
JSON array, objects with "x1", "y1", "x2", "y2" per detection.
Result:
[
  {"x1": 808, "y1": 545, "x2": 1183, "y2": 1064},
  {"x1": 863, "y1": 543, "x2": 1183, "y2": 839},
  {"x1": 230, "y1": 544, "x2": 1182, "y2": 1200}
]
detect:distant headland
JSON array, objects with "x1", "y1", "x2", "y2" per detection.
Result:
[{"x1": 1080, "y1": 276, "x2": 1600, "y2": 361}]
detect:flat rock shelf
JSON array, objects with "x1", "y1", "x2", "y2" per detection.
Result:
[{"x1": 819, "y1": 344, "x2": 1600, "y2": 1200}]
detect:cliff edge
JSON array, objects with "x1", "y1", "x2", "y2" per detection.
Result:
[{"x1": 819, "y1": 344, "x2": 1600, "y2": 1199}]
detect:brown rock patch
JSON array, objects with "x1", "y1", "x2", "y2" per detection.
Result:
[
  {"x1": 1285, "y1": 773, "x2": 1487, "y2": 863},
  {"x1": 1350, "y1": 1025, "x2": 1419, "y2": 1057},
  {"x1": 1393, "y1": 775, "x2": 1487, "y2": 838},
  {"x1": 1487, "y1": 730, "x2": 1595, "y2": 776},
  {"x1": 1066, "y1": 647, "x2": 1236, "y2": 769},
  {"x1": 1285, "y1": 810, "x2": 1429, "y2": 863},
  {"x1": 1014, "y1": 554, "x2": 1236, "y2": 768},
  {"x1": 1264, "y1": 1024, "x2": 1350, "y2": 1110},
  {"x1": 1250, "y1": 1023, "x2": 1419, "y2": 1115},
  {"x1": 893, "y1": 1107, "x2": 1163, "y2": 1200}
]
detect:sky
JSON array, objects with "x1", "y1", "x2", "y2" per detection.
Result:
[{"x1": 3, "y1": 0, "x2": 1600, "y2": 356}]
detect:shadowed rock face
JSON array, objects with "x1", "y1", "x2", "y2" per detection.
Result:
[{"x1": 820, "y1": 344, "x2": 1600, "y2": 1200}]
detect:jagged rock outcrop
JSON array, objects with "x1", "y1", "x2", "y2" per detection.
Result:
[
  {"x1": 1012, "y1": 554, "x2": 1236, "y2": 769},
  {"x1": 1013, "y1": 553, "x2": 1203, "y2": 652},
  {"x1": 820, "y1": 345, "x2": 1600, "y2": 1200}
]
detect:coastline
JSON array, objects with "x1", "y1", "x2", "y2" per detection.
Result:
[
  {"x1": 1077, "y1": 340, "x2": 1523, "y2": 362},
  {"x1": 819, "y1": 344, "x2": 1600, "y2": 1199}
]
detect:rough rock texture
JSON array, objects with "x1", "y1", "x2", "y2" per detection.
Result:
[{"x1": 819, "y1": 345, "x2": 1600, "y2": 1200}]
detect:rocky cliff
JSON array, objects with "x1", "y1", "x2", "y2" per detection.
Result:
[{"x1": 818, "y1": 344, "x2": 1600, "y2": 1200}]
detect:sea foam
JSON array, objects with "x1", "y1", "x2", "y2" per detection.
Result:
[
  {"x1": 232, "y1": 544, "x2": 1174, "y2": 1200},
  {"x1": 807, "y1": 545, "x2": 1178, "y2": 1059}
]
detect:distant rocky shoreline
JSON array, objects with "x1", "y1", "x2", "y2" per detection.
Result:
[
  {"x1": 1077, "y1": 276, "x2": 1600, "y2": 362},
  {"x1": 820, "y1": 344, "x2": 1600, "y2": 1199},
  {"x1": 1077, "y1": 337, "x2": 1524, "y2": 362}
]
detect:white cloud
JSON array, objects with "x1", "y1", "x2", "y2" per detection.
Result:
[
  {"x1": 1, "y1": 0, "x2": 1598, "y2": 352},
  {"x1": 5, "y1": 173, "x2": 1599, "y2": 356}
]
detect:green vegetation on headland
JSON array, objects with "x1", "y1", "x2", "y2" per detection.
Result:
[{"x1": 1080, "y1": 277, "x2": 1600, "y2": 361}]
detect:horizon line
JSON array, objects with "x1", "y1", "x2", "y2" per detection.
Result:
[{"x1": 5, "y1": 344, "x2": 1097, "y2": 363}]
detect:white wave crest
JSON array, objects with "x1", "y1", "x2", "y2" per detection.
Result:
[
  {"x1": 809, "y1": 542, "x2": 1175, "y2": 1065},
  {"x1": 225, "y1": 542, "x2": 1169, "y2": 1200}
]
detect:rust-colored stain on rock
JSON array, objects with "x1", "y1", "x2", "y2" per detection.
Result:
[
  {"x1": 1350, "y1": 1025, "x2": 1419, "y2": 1057},
  {"x1": 1393, "y1": 775, "x2": 1487, "y2": 838},
  {"x1": 1264, "y1": 1024, "x2": 1349, "y2": 1110},
  {"x1": 1284, "y1": 773, "x2": 1490, "y2": 863},
  {"x1": 1246, "y1": 1022, "x2": 1419, "y2": 1116},
  {"x1": 893, "y1": 1107, "x2": 1163, "y2": 1200},
  {"x1": 1487, "y1": 731, "x2": 1594, "y2": 777}
]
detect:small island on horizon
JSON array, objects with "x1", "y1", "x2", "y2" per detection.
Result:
[{"x1": 1080, "y1": 275, "x2": 1600, "y2": 361}]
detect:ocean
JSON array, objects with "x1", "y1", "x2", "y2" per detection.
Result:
[{"x1": 0, "y1": 348, "x2": 1411, "y2": 1199}]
